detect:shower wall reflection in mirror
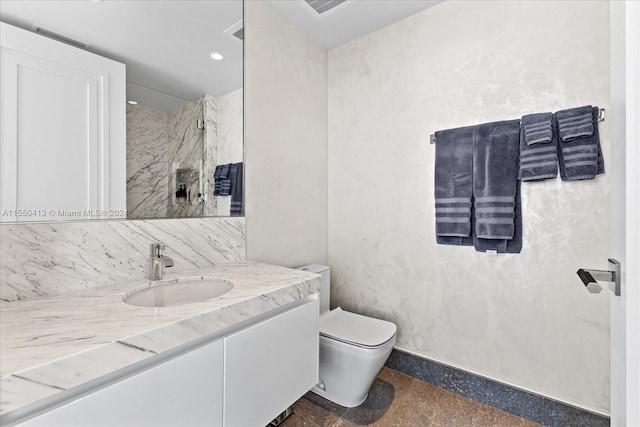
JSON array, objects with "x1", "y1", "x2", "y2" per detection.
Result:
[
  {"x1": 0, "y1": 0, "x2": 243, "y2": 220},
  {"x1": 126, "y1": 82, "x2": 243, "y2": 219}
]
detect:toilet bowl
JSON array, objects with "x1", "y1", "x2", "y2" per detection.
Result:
[{"x1": 298, "y1": 265, "x2": 397, "y2": 408}]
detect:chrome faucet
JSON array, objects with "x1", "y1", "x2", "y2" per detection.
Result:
[{"x1": 149, "y1": 243, "x2": 174, "y2": 280}]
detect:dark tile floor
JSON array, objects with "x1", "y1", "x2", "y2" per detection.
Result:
[{"x1": 281, "y1": 368, "x2": 541, "y2": 427}]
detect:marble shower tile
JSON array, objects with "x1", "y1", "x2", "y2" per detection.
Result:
[
  {"x1": 167, "y1": 98, "x2": 205, "y2": 218},
  {"x1": 209, "y1": 89, "x2": 243, "y2": 217},
  {"x1": 203, "y1": 94, "x2": 219, "y2": 217},
  {"x1": 126, "y1": 104, "x2": 169, "y2": 218},
  {"x1": 217, "y1": 88, "x2": 244, "y2": 164}
]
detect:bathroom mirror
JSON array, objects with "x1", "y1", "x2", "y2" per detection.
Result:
[{"x1": 0, "y1": 0, "x2": 243, "y2": 220}]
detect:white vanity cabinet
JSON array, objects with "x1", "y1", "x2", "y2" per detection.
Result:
[
  {"x1": 224, "y1": 298, "x2": 319, "y2": 426},
  {"x1": 14, "y1": 298, "x2": 319, "y2": 427},
  {"x1": 0, "y1": 22, "x2": 126, "y2": 222},
  {"x1": 20, "y1": 340, "x2": 224, "y2": 427}
]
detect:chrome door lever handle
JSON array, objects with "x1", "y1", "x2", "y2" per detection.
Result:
[{"x1": 577, "y1": 259, "x2": 621, "y2": 296}]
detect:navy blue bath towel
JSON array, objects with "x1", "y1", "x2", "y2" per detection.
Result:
[
  {"x1": 434, "y1": 126, "x2": 475, "y2": 246},
  {"x1": 230, "y1": 162, "x2": 244, "y2": 216},
  {"x1": 434, "y1": 120, "x2": 521, "y2": 253},
  {"x1": 473, "y1": 120, "x2": 520, "y2": 240}
]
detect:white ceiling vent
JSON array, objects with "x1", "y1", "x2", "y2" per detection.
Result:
[
  {"x1": 32, "y1": 25, "x2": 91, "y2": 50},
  {"x1": 223, "y1": 20, "x2": 243, "y2": 42},
  {"x1": 299, "y1": 0, "x2": 354, "y2": 19}
]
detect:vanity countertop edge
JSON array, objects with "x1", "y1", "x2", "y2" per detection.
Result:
[{"x1": 0, "y1": 261, "x2": 321, "y2": 417}]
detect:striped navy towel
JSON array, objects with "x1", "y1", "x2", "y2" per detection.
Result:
[
  {"x1": 213, "y1": 179, "x2": 232, "y2": 196},
  {"x1": 556, "y1": 106, "x2": 604, "y2": 181},
  {"x1": 214, "y1": 163, "x2": 231, "y2": 180},
  {"x1": 230, "y1": 162, "x2": 243, "y2": 216},
  {"x1": 434, "y1": 126, "x2": 474, "y2": 244},
  {"x1": 473, "y1": 120, "x2": 520, "y2": 240},
  {"x1": 523, "y1": 112, "x2": 553, "y2": 146},
  {"x1": 557, "y1": 105, "x2": 594, "y2": 141},
  {"x1": 519, "y1": 112, "x2": 558, "y2": 181}
]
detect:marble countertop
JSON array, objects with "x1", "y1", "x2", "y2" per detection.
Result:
[{"x1": 0, "y1": 262, "x2": 320, "y2": 417}]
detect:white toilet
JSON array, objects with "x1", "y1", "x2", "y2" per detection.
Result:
[{"x1": 298, "y1": 265, "x2": 397, "y2": 408}]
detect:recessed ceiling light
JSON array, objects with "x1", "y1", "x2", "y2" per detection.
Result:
[
  {"x1": 127, "y1": 100, "x2": 138, "y2": 105},
  {"x1": 210, "y1": 52, "x2": 224, "y2": 61}
]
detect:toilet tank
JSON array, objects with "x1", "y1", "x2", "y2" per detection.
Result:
[{"x1": 297, "y1": 264, "x2": 330, "y2": 314}]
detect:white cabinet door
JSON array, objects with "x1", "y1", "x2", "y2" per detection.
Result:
[
  {"x1": 0, "y1": 22, "x2": 125, "y2": 222},
  {"x1": 224, "y1": 299, "x2": 319, "y2": 427},
  {"x1": 20, "y1": 340, "x2": 224, "y2": 427}
]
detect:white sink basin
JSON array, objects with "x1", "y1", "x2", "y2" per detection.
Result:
[{"x1": 123, "y1": 277, "x2": 234, "y2": 308}]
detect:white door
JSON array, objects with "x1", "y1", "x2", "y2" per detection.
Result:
[
  {"x1": 0, "y1": 22, "x2": 125, "y2": 222},
  {"x1": 610, "y1": 2, "x2": 640, "y2": 426}
]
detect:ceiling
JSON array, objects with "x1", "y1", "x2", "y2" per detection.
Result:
[
  {"x1": 266, "y1": 0, "x2": 443, "y2": 49},
  {"x1": 0, "y1": 0, "x2": 443, "y2": 111}
]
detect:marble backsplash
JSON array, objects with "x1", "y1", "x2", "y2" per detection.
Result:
[{"x1": 0, "y1": 217, "x2": 246, "y2": 301}]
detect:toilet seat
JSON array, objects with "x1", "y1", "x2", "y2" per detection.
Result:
[{"x1": 319, "y1": 307, "x2": 397, "y2": 349}]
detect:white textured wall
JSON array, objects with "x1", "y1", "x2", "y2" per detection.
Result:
[
  {"x1": 244, "y1": 0, "x2": 328, "y2": 267},
  {"x1": 328, "y1": 0, "x2": 611, "y2": 414}
]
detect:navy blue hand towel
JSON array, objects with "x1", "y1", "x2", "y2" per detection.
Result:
[
  {"x1": 519, "y1": 112, "x2": 558, "y2": 181},
  {"x1": 557, "y1": 105, "x2": 594, "y2": 141},
  {"x1": 214, "y1": 162, "x2": 234, "y2": 196},
  {"x1": 523, "y1": 112, "x2": 553, "y2": 146},
  {"x1": 472, "y1": 120, "x2": 521, "y2": 241},
  {"x1": 557, "y1": 106, "x2": 604, "y2": 181},
  {"x1": 214, "y1": 179, "x2": 232, "y2": 196},
  {"x1": 230, "y1": 162, "x2": 244, "y2": 216},
  {"x1": 214, "y1": 163, "x2": 231, "y2": 180},
  {"x1": 434, "y1": 126, "x2": 474, "y2": 246}
]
